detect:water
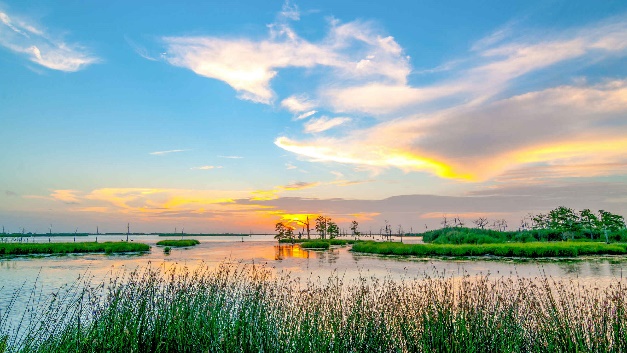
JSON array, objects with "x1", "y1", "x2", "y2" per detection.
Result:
[{"x1": 1, "y1": 234, "x2": 627, "y2": 332}]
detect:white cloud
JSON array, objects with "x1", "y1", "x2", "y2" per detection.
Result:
[
  {"x1": 191, "y1": 165, "x2": 223, "y2": 170},
  {"x1": 161, "y1": 16, "x2": 408, "y2": 104},
  {"x1": 303, "y1": 116, "x2": 351, "y2": 133},
  {"x1": 0, "y1": 11, "x2": 98, "y2": 72},
  {"x1": 218, "y1": 155, "x2": 243, "y2": 159},
  {"x1": 281, "y1": 96, "x2": 316, "y2": 113},
  {"x1": 295, "y1": 110, "x2": 317, "y2": 120},
  {"x1": 150, "y1": 149, "x2": 189, "y2": 155}
]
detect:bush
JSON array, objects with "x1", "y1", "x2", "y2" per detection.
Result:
[{"x1": 156, "y1": 239, "x2": 200, "y2": 247}]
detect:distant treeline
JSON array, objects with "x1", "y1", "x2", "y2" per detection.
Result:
[{"x1": 0, "y1": 233, "x2": 89, "y2": 237}]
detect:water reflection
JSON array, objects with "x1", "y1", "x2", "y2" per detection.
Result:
[{"x1": 274, "y1": 245, "x2": 310, "y2": 260}]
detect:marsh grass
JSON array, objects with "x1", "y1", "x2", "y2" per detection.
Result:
[
  {"x1": 300, "y1": 241, "x2": 331, "y2": 249},
  {"x1": 351, "y1": 241, "x2": 627, "y2": 258},
  {"x1": 279, "y1": 239, "x2": 359, "y2": 245},
  {"x1": 1, "y1": 263, "x2": 626, "y2": 352},
  {"x1": 0, "y1": 242, "x2": 149, "y2": 256},
  {"x1": 155, "y1": 239, "x2": 200, "y2": 247}
]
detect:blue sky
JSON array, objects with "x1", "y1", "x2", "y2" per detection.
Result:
[{"x1": 1, "y1": 0, "x2": 626, "y2": 233}]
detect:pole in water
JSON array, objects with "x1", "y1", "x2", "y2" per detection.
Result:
[{"x1": 127, "y1": 223, "x2": 130, "y2": 242}]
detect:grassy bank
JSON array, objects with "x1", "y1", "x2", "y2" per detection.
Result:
[
  {"x1": 158, "y1": 233, "x2": 245, "y2": 237},
  {"x1": 422, "y1": 227, "x2": 627, "y2": 244},
  {"x1": 351, "y1": 241, "x2": 627, "y2": 258},
  {"x1": 0, "y1": 242, "x2": 149, "y2": 256},
  {"x1": 155, "y1": 239, "x2": 200, "y2": 247},
  {"x1": 2, "y1": 263, "x2": 626, "y2": 352}
]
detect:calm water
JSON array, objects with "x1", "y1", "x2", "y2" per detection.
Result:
[{"x1": 1, "y1": 234, "x2": 627, "y2": 329}]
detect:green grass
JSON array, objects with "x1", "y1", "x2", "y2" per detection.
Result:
[
  {"x1": 279, "y1": 238, "x2": 359, "y2": 245},
  {"x1": 351, "y1": 241, "x2": 627, "y2": 258},
  {"x1": 421, "y1": 227, "x2": 627, "y2": 244},
  {"x1": 300, "y1": 240, "x2": 331, "y2": 249},
  {"x1": 0, "y1": 242, "x2": 149, "y2": 256},
  {"x1": 155, "y1": 239, "x2": 200, "y2": 247},
  {"x1": 2, "y1": 263, "x2": 626, "y2": 352},
  {"x1": 158, "y1": 233, "x2": 245, "y2": 237}
]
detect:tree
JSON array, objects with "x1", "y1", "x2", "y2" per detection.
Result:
[
  {"x1": 441, "y1": 215, "x2": 451, "y2": 228},
  {"x1": 472, "y1": 217, "x2": 489, "y2": 229},
  {"x1": 579, "y1": 209, "x2": 599, "y2": 239},
  {"x1": 296, "y1": 216, "x2": 312, "y2": 239},
  {"x1": 275, "y1": 222, "x2": 287, "y2": 241},
  {"x1": 598, "y1": 210, "x2": 625, "y2": 232},
  {"x1": 531, "y1": 213, "x2": 549, "y2": 230},
  {"x1": 350, "y1": 220, "x2": 360, "y2": 239},
  {"x1": 327, "y1": 221, "x2": 339, "y2": 239},
  {"x1": 548, "y1": 206, "x2": 580, "y2": 234},
  {"x1": 315, "y1": 216, "x2": 330, "y2": 239},
  {"x1": 453, "y1": 216, "x2": 465, "y2": 228}
]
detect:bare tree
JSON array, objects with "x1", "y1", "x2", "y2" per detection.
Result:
[
  {"x1": 441, "y1": 215, "x2": 451, "y2": 228},
  {"x1": 472, "y1": 217, "x2": 489, "y2": 229},
  {"x1": 453, "y1": 216, "x2": 465, "y2": 228}
]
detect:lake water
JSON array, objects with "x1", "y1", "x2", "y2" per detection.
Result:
[{"x1": 2, "y1": 234, "x2": 627, "y2": 332}]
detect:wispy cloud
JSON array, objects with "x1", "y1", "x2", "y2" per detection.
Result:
[
  {"x1": 294, "y1": 110, "x2": 317, "y2": 121},
  {"x1": 191, "y1": 165, "x2": 223, "y2": 170},
  {"x1": 51, "y1": 189, "x2": 81, "y2": 204},
  {"x1": 218, "y1": 155, "x2": 243, "y2": 159},
  {"x1": 303, "y1": 116, "x2": 351, "y2": 133},
  {"x1": 149, "y1": 149, "x2": 189, "y2": 156},
  {"x1": 0, "y1": 10, "x2": 98, "y2": 71},
  {"x1": 160, "y1": 16, "x2": 408, "y2": 104}
]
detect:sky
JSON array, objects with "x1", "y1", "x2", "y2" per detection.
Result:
[{"x1": 1, "y1": 0, "x2": 626, "y2": 234}]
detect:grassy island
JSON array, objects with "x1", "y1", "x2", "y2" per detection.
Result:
[
  {"x1": 300, "y1": 240, "x2": 331, "y2": 249},
  {"x1": 351, "y1": 240, "x2": 627, "y2": 258},
  {"x1": 156, "y1": 239, "x2": 200, "y2": 247},
  {"x1": 0, "y1": 242, "x2": 149, "y2": 256}
]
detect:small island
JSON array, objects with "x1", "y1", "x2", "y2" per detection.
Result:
[
  {"x1": 156, "y1": 239, "x2": 200, "y2": 247},
  {"x1": 0, "y1": 242, "x2": 150, "y2": 256}
]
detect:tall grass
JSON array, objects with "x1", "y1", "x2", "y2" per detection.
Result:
[
  {"x1": 351, "y1": 241, "x2": 627, "y2": 258},
  {"x1": 300, "y1": 240, "x2": 331, "y2": 249},
  {"x1": 0, "y1": 242, "x2": 149, "y2": 256},
  {"x1": 2, "y1": 263, "x2": 626, "y2": 352},
  {"x1": 155, "y1": 239, "x2": 200, "y2": 247}
]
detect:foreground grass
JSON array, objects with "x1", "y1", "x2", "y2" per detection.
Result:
[
  {"x1": 155, "y1": 239, "x2": 200, "y2": 247},
  {"x1": 2, "y1": 263, "x2": 626, "y2": 352},
  {"x1": 352, "y1": 241, "x2": 627, "y2": 258},
  {"x1": 0, "y1": 242, "x2": 149, "y2": 256}
]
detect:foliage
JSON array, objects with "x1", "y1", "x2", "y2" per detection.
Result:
[
  {"x1": 350, "y1": 221, "x2": 360, "y2": 236},
  {"x1": 274, "y1": 222, "x2": 294, "y2": 242},
  {"x1": 300, "y1": 241, "x2": 331, "y2": 249},
  {"x1": 0, "y1": 242, "x2": 149, "y2": 256},
  {"x1": 351, "y1": 241, "x2": 627, "y2": 258},
  {"x1": 155, "y1": 239, "x2": 200, "y2": 247},
  {"x1": 3, "y1": 263, "x2": 627, "y2": 352}
]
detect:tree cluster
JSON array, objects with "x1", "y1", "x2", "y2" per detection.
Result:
[{"x1": 530, "y1": 206, "x2": 625, "y2": 239}]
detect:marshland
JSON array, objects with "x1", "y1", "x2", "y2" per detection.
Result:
[{"x1": 2, "y1": 206, "x2": 627, "y2": 351}]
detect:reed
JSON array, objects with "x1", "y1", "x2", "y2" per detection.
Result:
[{"x1": 2, "y1": 263, "x2": 626, "y2": 352}]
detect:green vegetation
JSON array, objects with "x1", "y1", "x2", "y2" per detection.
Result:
[
  {"x1": 163, "y1": 246, "x2": 171, "y2": 254},
  {"x1": 0, "y1": 242, "x2": 149, "y2": 256},
  {"x1": 3, "y1": 263, "x2": 626, "y2": 352},
  {"x1": 300, "y1": 240, "x2": 331, "y2": 249},
  {"x1": 278, "y1": 238, "x2": 359, "y2": 245},
  {"x1": 422, "y1": 226, "x2": 627, "y2": 244},
  {"x1": 155, "y1": 239, "x2": 200, "y2": 247},
  {"x1": 351, "y1": 241, "x2": 627, "y2": 258}
]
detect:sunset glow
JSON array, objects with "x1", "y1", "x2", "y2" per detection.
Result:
[{"x1": 1, "y1": 1, "x2": 626, "y2": 233}]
